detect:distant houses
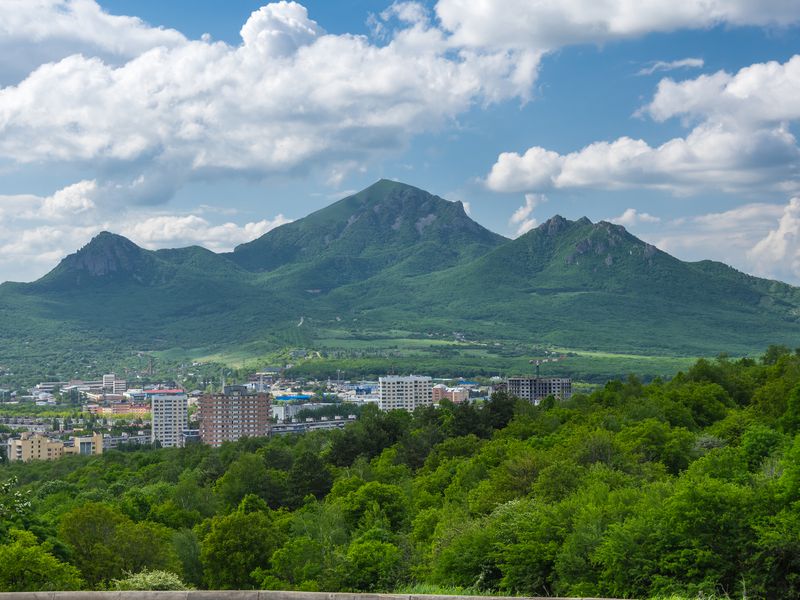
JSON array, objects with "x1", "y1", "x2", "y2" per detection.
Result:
[{"x1": 3, "y1": 365, "x2": 573, "y2": 463}]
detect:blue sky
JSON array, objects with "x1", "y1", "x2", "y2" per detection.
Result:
[{"x1": 1, "y1": 1, "x2": 799, "y2": 283}]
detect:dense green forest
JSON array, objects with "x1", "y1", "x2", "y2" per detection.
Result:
[{"x1": 3, "y1": 346, "x2": 800, "y2": 598}]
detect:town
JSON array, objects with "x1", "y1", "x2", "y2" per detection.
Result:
[{"x1": 1, "y1": 369, "x2": 572, "y2": 462}]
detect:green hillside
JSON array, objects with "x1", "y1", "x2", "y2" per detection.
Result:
[
  {"x1": 2, "y1": 180, "x2": 800, "y2": 383},
  {"x1": 392, "y1": 215, "x2": 800, "y2": 355}
]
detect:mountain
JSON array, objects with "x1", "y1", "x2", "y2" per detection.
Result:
[
  {"x1": 228, "y1": 180, "x2": 505, "y2": 292},
  {"x1": 1, "y1": 180, "x2": 800, "y2": 382},
  {"x1": 17, "y1": 231, "x2": 290, "y2": 352},
  {"x1": 34, "y1": 232, "x2": 250, "y2": 290},
  {"x1": 35, "y1": 232, "x2": 156, "y2": 288},
  {"x1": 387, "y1": 215, "x2": 800, "y2": 355}
]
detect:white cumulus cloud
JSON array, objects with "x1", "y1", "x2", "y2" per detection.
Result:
[
  {"x1": 644, "y1": 55, "x2": 800, "y2": 124},
  {"x1": 435, "y1": 0, "x2": 800, "y2": 51},
  {"x1": 239, "y1": 2, "x2": 323, "y2": 57},
  {"x1": 0, "y1": 0, "x2": 185, "y2": 84},
  {"x1": 509, "y1": 193, "x2": 547, "y2": 236},
  {"x1": 487, "y1": 55, "x2": 800, "y2": 197},
  {"x1": 3, "y1": 1, "x2": 798, "y2": 209},
  {"x1": 610, "y1": 208, "x2": 661, "y2": 226},
  {"x1": 748, "y1": 197, "x2": 800, "y2": 281},
  {"x1": 121, "y1": 214, "x2": 292, "y2": 253},
  {"x1": 0, "y1": 1, "x2": 543, "y2": 208}
]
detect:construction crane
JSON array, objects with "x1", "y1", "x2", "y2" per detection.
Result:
[
  {"x1": 529, "y1": 359, "x2": 542, "y2": 379},
  {"x1": 529, "y1": 354, "x2": 569, "y2": 378}
]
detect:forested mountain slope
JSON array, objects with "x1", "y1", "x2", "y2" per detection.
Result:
[{"x1": 2, "y1": 181, "x2": 800, "y2": 378}]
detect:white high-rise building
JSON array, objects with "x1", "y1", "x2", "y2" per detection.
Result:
[
  {"x1": 147, "y1": 389, "x2": 188, "y2": 448},
  {"x1": 378, "y1": 375, "x2": 432, "y2": 411}
]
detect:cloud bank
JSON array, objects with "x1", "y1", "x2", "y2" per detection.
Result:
[{"x1": 488, "y1": 56, "x2": 800, "y2": 196}]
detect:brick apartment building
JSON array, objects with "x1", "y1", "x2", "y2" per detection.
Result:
[{"x1": 199, "y1": 385, "x2": 271, "y2": 447}]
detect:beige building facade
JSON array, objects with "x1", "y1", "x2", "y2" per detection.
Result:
[
  {"x1": 379, "y1": 375, "x2": 433, "y2": 411},
  {"x1": 7, "y1": 432, "x2": 103, "y2": 462}
]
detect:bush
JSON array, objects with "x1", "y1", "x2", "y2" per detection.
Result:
[{"x1": 111, "y1": 569, "x2": 192, "y2": 591}]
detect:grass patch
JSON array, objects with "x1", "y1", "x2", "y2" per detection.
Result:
[{"x1": 394, "y1": 583, "x2": 507, "y2": 596}]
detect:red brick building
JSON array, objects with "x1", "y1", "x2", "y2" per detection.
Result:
[{"x1": 199, "y1": 386, "x2": 271, "y2": 447}]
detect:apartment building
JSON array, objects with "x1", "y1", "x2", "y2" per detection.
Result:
[
  {"x1": 147, "y1": 389, "x2": 188, "y2": 448},
  {"x1": 378, "y1": 375, "x2": 432, "y2": 411},
  {"x1": 7, "y1": 432, "x2": 65, "y2": 462},
  {"x1": 199, "y1": 385, "x2": 271, "y2": 447},
  {"x1": 7, "y1": 432, "x2": 103, "y2": 462},
  {"x1": 432, "y1": 384, "x2": 470, "y2": 404},
  {"x1": 506, "y1": 377, "x2": 572, "y2": 404}
]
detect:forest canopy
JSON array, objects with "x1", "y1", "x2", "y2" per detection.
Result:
[{"x1": 2, "y1": 346, "x2": 800, "y2": 598}]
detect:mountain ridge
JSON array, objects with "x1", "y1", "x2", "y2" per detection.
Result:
[{"x1": 1, "y1": 180, "x2": 799, "y2": 379}]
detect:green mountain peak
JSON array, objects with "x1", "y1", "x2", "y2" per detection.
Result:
[
  {"x1": 228, "y1": 180, "x2": 506, "y2": 279},
  {"x1": 34, "y1": 232, "x2": 152, "y2": 288}
]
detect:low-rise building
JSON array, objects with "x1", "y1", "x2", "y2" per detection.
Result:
[
  {"x1": 432, "y1": 384, "x2": 470, "y2": 404},
  {"x1": 7, "y1": 431, "x2": 104, "y2": 462},
  {"x1": 63, "y1": 433, "x2": 104, "y2": 456},
  {"x1": 100, "y1": 403, "x2": 150, "y2": 415},
  {"x1": 7, "y1": 432, "x2": 64, "y2": 462},
  {"x1": 104, "y1": 432, "x2": 151, "y2": 449}
]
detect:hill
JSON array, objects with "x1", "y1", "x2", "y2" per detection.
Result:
[{"x1": 2, "y1": 180, "x2": 800, "y2": 382}]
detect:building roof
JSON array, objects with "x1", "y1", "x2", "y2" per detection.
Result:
[{"x1": 275, "y1": 394, "x2": 312, "y2": 401}]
